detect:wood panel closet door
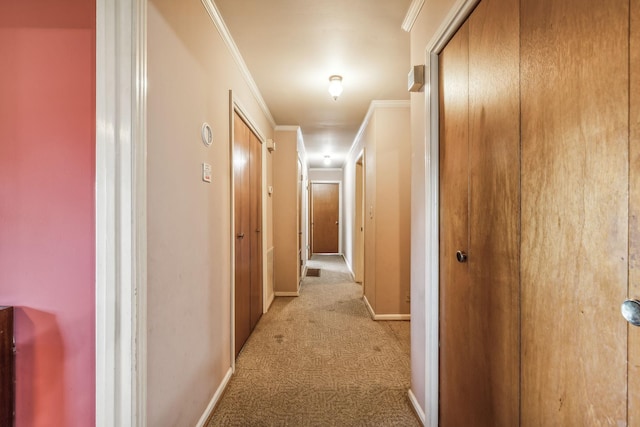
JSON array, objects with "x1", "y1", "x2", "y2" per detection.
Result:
[
  {"x1": 249, "y1": 127, "x2": 262, "y2": 331},
  {"x1": 521, "y1": 0, "x2": 630, "y2": 424},
  {"x1": 439, "y1": 0, "x2": 520, "y2": 424},
  {"x1": 234, "y1": 111, "x2": 263, "y2": 356},
  {"x1": 630, "y1": 0, "x2": 640, "y2": 423},
  {"x1": 467, "y1": 0, "x2": 520, "y2": 423},
  {"x1": 234, "y1": 112, "x2": 251, "y2": 357},
  {"x1": 439, "y1": 20, "x2": 472, "y2": 427}
]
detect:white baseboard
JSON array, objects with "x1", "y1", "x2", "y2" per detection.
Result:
[
  {"x1": 342, "y1": 254, "x2": 355, "y2": 280},
  {"x1": 363, "y1": 295, "x2": 411, "y2": 321},
  {"x1": 274, "y1": 291, "x2": 300, "y2": 297},
  {"x1": 408, "y1": 389, "x2": 426, "y2": 425},
  {"x1": 363, "y1": 295, "x2": 376, "y2": 318},
  {"x1": 195, "y1": 367, "x2": 233, "y2": 427}
]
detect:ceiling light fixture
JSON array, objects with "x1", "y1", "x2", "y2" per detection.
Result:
[
  {"x1": 323, "y1": 155, "x2": 331, "y2": 166},
  {"x1": 328, "y1": 75, "x2": 343, "y2": 100}
]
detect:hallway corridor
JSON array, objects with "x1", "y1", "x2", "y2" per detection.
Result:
[{"x1": 207, "y1": 255, "x2": 420, "y2": 426}]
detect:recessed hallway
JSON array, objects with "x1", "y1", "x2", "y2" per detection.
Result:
[{"x1": 207, "y1": 255, "x2": 419, "y2": 426}]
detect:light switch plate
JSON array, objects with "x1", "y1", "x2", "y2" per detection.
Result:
[{"x1": 202, "y1": 163, "x2": 212, "y2": 183}]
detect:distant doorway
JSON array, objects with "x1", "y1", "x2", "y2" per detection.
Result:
[{"x1": 310, "y1": 182, "x2": 339, "y2": 254}]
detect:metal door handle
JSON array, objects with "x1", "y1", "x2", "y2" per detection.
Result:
[
  {"x1": 237, "y1": 233, "x2": 245, "y2": 239},
  {"x1": 621, "y1": 299, "x2": 640, "y2": 326},
  {"x1": 456, "y1": 251, "x2": 467, "y2": 263},
  {"x1": 336, "y1": 221, "x2": 339, "y2": 225}
]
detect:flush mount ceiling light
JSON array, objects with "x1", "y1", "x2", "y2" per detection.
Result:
[
  {"x1": 323, "y1": 155, "x2": 331, "y2": 166},
  {"x1": 328, "y1": 75, "x2": 343, "y2": 100}
]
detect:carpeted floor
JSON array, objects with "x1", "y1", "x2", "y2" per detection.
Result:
[{"x1": 206, "y1": 255, "x2": 419, "y2": 426}]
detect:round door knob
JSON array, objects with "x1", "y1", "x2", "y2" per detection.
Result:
[
  {"x1": 456, "y1": 251, "x2": 467, "y2": 263},
  {"x1": 621, "y1": 299, "x2": 640, "y2": 326},
  {"x1": 237, "y1": 233, "x2": 245, "y2": 239}
]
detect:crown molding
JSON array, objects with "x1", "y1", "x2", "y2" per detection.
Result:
[
  {"x1": 402, "y1": 0, "x2": 425, "y2": 32},
  {"x1": 201, "y1": 0, "x2": 277, "y2": 128}
]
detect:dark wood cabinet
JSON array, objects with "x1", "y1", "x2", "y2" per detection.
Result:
[{"x1": 0, "y1": 307, "x2": 14, "y2": 426}]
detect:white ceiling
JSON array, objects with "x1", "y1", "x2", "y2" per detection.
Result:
[{"x1": 215, "y1": 0, "x2": 412, "y2": 169}]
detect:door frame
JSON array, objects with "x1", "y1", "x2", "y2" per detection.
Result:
[
  {"x1": 96, "y1": 0, "x2": 147, "y2": 425},
  {"x1": 422, "y1": 0, "x2": 480, "y2": 426},
  {"x1": 229, "y1": 92, "x2": 268, "y2": 370},
  {"x1": 309, "y1": 180, "x2": 343, "y2": 256}
]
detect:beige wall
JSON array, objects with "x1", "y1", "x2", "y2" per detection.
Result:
[
  {"x1": 343, "y1": 102, "x2": 411, "y2": 316},
  {"x1": 147, "y1": 1, "x2": 274, "y2": 425},
  {"x1": 309, "y1": 168, "x2": 343, "y2": 182},
  {"x1": 273, "y1": 128, "x2": 303, "y2": 294},
  {"x1": 375, "y1": 108, "x2": 411, "y2": 314},
  {"x1": 408, "y1": 0, "x2": 463, "y2": 418}
]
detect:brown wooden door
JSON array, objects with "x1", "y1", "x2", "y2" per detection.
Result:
[
  {"x1": 439, "y1": 21, "x2": 473, "y2": 427},
  {"x1": 520, "y1": 0, "x2": 634, "y2": 423},
  {"x1": 439, "y1": 0, "x2": 520, "y2": 424},
  {"x1": 234, "y1": 112, "x2": 251, "y2": 357},
  {"x1": 311, "y1": 182, "x2": 339, "y2": 254},
  {"x1": 234, "y1": 112, "x2": 262, "y2": 356},
  {"x1": 249, "y1": 125, "x2": 262, "y2": 331},
  {"x1": 297, "y1": 159, "x2": 303, "y2": 279},
  {"x1": 440, "y1": 0, "x2": 639, "y2": 424}
]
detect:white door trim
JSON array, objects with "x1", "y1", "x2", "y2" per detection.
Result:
[
  {"x1": 422, "y1": 0, "x2": 479, "y2": 426},
  {"x1": 95, "y1": 0, "x2": 147, "y2": 425}
]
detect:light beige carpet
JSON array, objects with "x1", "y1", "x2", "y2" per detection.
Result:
[{"x1": 207, "y1": 255, "x2": 419, "y2": 426}]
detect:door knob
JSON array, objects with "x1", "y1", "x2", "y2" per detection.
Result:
[
  {"x1": 621, "y1": 299, "x2": 640, "y2": 326},
  {"x1": 237, "y1": 233, "x2": 245, "y2": 239},
  {"x1": 456, "y1": 251, "x2": 467, "y2": 263}
]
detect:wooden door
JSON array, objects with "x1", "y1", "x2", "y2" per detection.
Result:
[
  {"x1": 233, "y1": 111, "x2": 263, "y2": 356},
  {"x1": 297, "y1": 159, "x2": 303, "y2": 280},
  {"x1": 439, "y1": 0, "x2": 520, "y2": 424},
  {"x1": 234, "y1": 112, "x2": 251, "y2": 357},
  {"x1": 311, "y1": 182, "x2": 339, "y2": 254},
  {"x1": 439, "y1": 21, "x2": 472, "y2": 427},
  {"x1": 355, "y1": 158, "x2": 364, "y2": 283},
  {"x1": 249, "y1": 125, "x2": 262, "y2": 331},
  {"x1": 631, "y1": 0, "x2": 640, "y2": 423},
  {"x1": 520, "y1": 0, "x2": 632, "y2": 423}
]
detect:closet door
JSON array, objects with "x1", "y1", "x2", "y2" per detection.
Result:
[
  {"x1": 439, "y1": 20, "x2": 471, "y2": 427},
  {"x1": 631, "y1": 0, "x2": 640, "y2": 423},
  {"x1": 234, "y1": 112, "x2": 251, "y2": 356},
  {"x1": 521, "y1": 0, "x2": 630, "y2": 423},
  {"x1": 467, "y1": 0, "x2": 520, "y2": 423},
  {"x1": 439, "y1": 0, "x2": 520, "y2": 424},
  {"x1": 249, "y1": 126, "x2": 263, "y2": 331}
]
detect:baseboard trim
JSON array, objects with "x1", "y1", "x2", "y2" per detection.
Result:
[
  {"x1": 196, "y1": 367, "x2": 233, "y2": 427},
  {"x1": 408, "y1": 389, "x2": 426, "y2": 425},
  {"x1": 274, "y1": 291, "x2": 300, "y2": 297},
  {"x1": 375, "y1": 313, "x2": 411, "y2": 321},
  {"x1": 363, "y1": 295, "x2": 376, "y2": 318},
  {"x1": 362, "y1": 295, "x2": 411, "y2": 321},
  {"x1": 342, "y1": 254, "x2": 356, "y2": 281}
]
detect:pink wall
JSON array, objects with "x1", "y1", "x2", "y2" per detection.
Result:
[{"x1": 0, "y1": 1, "x2": 96, "y2": 426}]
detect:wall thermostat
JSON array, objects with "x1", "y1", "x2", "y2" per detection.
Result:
[{"x1": 201, "y1": 123, "x2": 213, "y2": 147}]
